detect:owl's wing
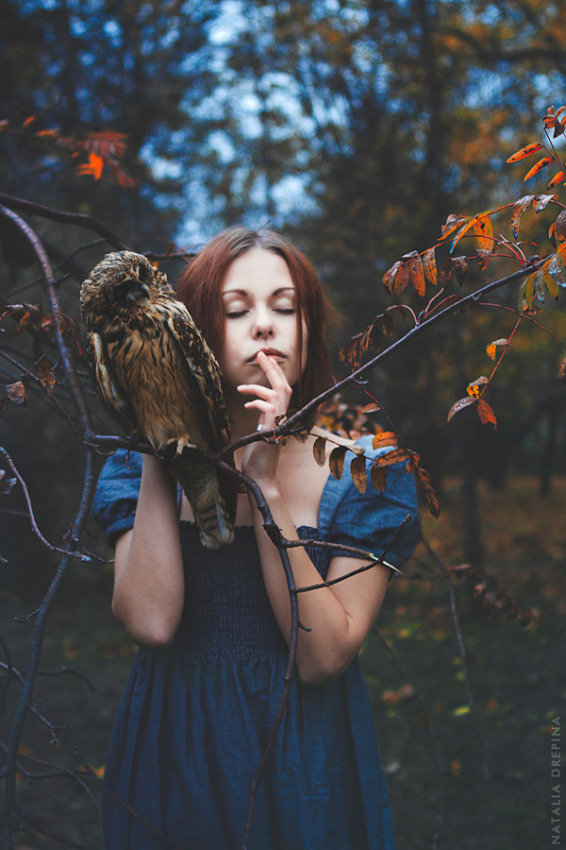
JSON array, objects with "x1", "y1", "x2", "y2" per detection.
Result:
[
  {"x1": 86, "y1": 333, "x2": 136, "y2": 433},
  {"x1": 166, "y1": 311, "x2": 232, "y2": 452}
]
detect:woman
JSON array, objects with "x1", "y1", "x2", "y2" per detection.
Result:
[{"x1": 93, "y1": 227, "x2": 420, "y2": 849}]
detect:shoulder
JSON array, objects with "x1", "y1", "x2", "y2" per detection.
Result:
[
  {"x1": 318, "y1": 434, "x2": 421, "y2": 567},
  {"x1": 92, "y1": 449, "x2": 144, "y2": 544}
]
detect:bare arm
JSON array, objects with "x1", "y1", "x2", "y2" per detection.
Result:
[
  {"x1": 239, "y1": 352, "x2": 389, "y2": 686},
  {"x1": 112, "y1": 454, "x2": 185, "y2": 647},
  {"x1": 250, "y1": 483, "x2": 389, "y2": 686}
]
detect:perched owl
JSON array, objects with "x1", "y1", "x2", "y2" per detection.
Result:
[{"x1": 80, "y1": 251, "x2": 236, "y2": 549}]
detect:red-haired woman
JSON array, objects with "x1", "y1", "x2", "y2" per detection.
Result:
[{"x1": 94, "y1": 227, "x2": 420, "y2": 849}]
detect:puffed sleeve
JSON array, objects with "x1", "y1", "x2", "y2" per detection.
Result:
[
  {"x1": 318, "y1": 435, "x2": 421, "y2": 569},
  {"x1": 92, "y1": 449, "x2": 143, "y2": 545}
]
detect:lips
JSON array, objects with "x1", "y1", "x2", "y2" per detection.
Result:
[{"x1": 247, "y1": 348, "x2": 286, "y2": 362}]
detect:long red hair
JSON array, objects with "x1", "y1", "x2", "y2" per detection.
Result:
[{"x1": 176, "y1": 227, "x2": 335, "y2": 411}]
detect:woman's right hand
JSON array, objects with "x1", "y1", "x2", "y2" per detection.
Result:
[{"x1": 236, "y1": 351, "x2": 292, "y2": 485}]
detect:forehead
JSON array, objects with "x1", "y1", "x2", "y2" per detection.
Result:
[{"x1": 221, "y1": 247, "x2": 295, "y2": 296}]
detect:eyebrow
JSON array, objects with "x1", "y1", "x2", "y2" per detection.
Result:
[{"x1": 221, "y1": 287, "x2": 296, "y2": 297}]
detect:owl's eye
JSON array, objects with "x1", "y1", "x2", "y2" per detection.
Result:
[
  {"x1": 137, "y1": 263, "x2": 150, "y2": 283},
  {"x1": 116, "y1": 278, "x2": 136, "y2": 294}
]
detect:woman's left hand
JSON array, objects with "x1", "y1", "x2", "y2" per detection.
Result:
[{"x1": 237, "y1": 351, "x2": 292, "y2": 483}]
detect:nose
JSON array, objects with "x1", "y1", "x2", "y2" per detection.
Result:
[{"x1": 251, "y1": 307, "x2": 274, "y2": 340}]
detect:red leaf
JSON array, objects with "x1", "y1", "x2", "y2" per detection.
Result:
[
  {"x1": 477, "y1": 399, "x2": 497, "y2": 427},
  {"x1": 35, "y1": 355, "x2": 55, "y2": 396}
]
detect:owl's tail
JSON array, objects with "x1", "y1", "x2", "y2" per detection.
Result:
[{"x1": 169, "y1": 450, "x2": 236, "y2": 549}]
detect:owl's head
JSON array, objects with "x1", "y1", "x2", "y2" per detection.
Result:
[{"x1": 80, "y1": 251, "x2": 172, "y2": 330}]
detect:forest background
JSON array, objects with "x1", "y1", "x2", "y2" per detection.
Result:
[{"x1": 0, "y1": 1, "x2": 565, "y2": 848}]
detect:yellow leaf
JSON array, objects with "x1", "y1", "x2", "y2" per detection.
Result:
[
  {"x1": 452, "y1": 705, "x2": 470, "y2": 716},
  {"x1": 486, "y1": 339, "x2": 509, "y2": 362},
  {"x1": 471, "y1": 213, "x2": 493, "y2": 251}
]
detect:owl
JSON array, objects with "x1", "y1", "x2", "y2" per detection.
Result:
[{"x1": 80, "y1": 251, "x2": 236, "y2": 549}]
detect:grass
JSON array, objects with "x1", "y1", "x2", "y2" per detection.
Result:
[{"x1": 1, "y1": 476, "x2": 564, "y2": 849}]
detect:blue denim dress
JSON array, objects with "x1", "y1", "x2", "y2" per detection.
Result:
[{"x1": 93, "y1": 436, "x2": 420, "y2": 849}]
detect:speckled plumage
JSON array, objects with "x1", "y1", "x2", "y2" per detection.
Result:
[{"x1": 80, "y1": 251, "x2": 235, "y2": 549}]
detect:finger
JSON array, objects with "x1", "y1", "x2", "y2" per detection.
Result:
[
  {"x1": 256, "y1": 352, "x2": 292, "y2": 391},
  {"x1": 237, "y1": 384, "x2": 278, "y2": 399}
]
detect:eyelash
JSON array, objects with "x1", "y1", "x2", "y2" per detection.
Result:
[{"x1": 225, "y1": 308, "x2": 296, "y2": 318}]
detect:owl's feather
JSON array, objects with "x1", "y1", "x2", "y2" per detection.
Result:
[{"x1": 80, "y1": 251, "x2": 236, "y2": 548}]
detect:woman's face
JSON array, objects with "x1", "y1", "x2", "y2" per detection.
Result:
[{"x1": 218, "y1": 246, "x2": 308, "y2": 392}]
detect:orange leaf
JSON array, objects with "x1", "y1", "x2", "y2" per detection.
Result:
[
  {"x1": 422, "y1": 247, "x2": 438, "y2": 286},
  {"x1": 22, "y1": 116, "x2": 36, "y2": 127},
  {"x1": 547, "y1": 171, "x2": 566, "y2": 189},
  {"x1": 393, "y1": 262, "x2": 410, "y2": 295},
  {"x1": 440, "y1": 214, "x2": 470, "y2": 240},
  {"x1": 408, "y1": 254, "x2": 426, "y2": 296},
  {"x1": 351, "y1": 455, "x2": 367, "y2": 494},
  {"x1": 382, "y1": 261, "x2": 402, "y2": 293},
  {"x1": 371, "y1": 448, "x2": 410, "y2": 467},
  {"x1": 77, "y1": 152, "x2": 104, "y2": 180},
  {"x1": 477, "y1": 398, "x2": 497, "y2": 428},
  {"x1": 372, "y1": 432, "x2": 398, "y2": 450},
  {"x1": 466, "y1": 376, "x2": 488, "y2": 397},
  {"x1": 505, "y1": 143, "x2": 543, "y2": 163},
  {"x1": 523, "y1": 157, "x2": 553, "y2": 181}
]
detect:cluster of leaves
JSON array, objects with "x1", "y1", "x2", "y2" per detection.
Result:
[
  {"x1": 0, "y1": 117, "x2": 135, "y2": 188},
  {"x1": 339, "y1": 106, "x2": 566, "y2": 438},
  {"x1": 445, "y1": 562, "x2": 533, "y2": 627},
  {"x1": 309, "y1": 406, "x2": 440, "y2": 518},
  {"x1": 0, "y1": 304, "x2": 81, "y2": 417}
]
